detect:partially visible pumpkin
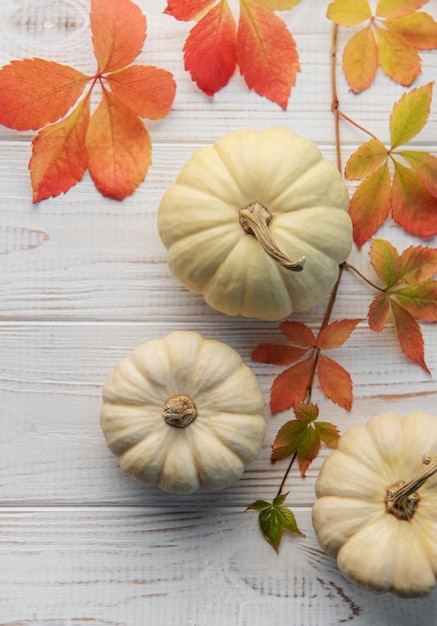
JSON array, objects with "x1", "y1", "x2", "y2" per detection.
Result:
[
  {"x1": 312, "y1": 412, "x2": 437, "y2": 598},
  {"x1": 158, "y1": 126, "x2": 352, "y2": 321},
  {"x1": 100, "y1": 331, "x2": 266, "y2": 494}
]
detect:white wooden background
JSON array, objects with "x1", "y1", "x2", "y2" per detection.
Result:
[{"x1": 1, "y1": 0, "x2": 437, "y2": 624}]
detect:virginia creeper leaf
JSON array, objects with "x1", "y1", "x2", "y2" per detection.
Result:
[
  {"x1": 391, "y1": 300, "x2": 430, "y2": 373},
  {"x1": 164, "y1": 0, "x2": 214, "y2": 20},
  {"x1": 399, "y1": 150, "x2": 437, "y2": 198},
  {"x1": 314, "y1": 421, "x2": 341, "y2": 449},
  {"x1": 183, "y1": 0, "x2": 238, "y2": 96},
  {"x1": 248, "y1": 495, "x2": 301, "y2": 552},
  {"x1": 392, "y1": 283, "x2": 437, "y2": 322},
  {"x1": 342, "y1": 25, "x2": 378, "y2": 93},
  {"x1": 390, "y1": 82, "x2": 433, "y2": 149},
  {"x1": 317, "y1": 353, "x2": 353, "y2": 410},
  {"x1": 396, "y1": 245, "x2": 437, "y2": 284},
  {"x1": 237, "y1": 0, "x2": 300, "y2": 109},
  {"x1": 251, "y1": 344, "x2": 308, "y2": 365},
  {"x1": 271, "y1": 418, "x2": 321, "y2": 476},
  {"x1": 270, "y1": 356, "x2": 314, "y2": 414},
  {"x1": 368, "y1": 292, "x2": 391, "y2": 331},
  {"x1": 370, "y1": 238, "x2": 400, "y2": 288},
  {"x1": 0, "y1": 59, "x2": 88, "y2": 131},
  {"x1": 385, "y1": 13, "x2": 437, "y2": 49},
  {"x1": 348, "y1": 162, "x2": 392, "y2": 246},
  {"x1": 86, "y1": 88, "x2": 152, "y2": 200},
  {"x1": 279, "y1": 321, "x2": 316, "y2": 347},
  {"x1": 91, "y1": 0, "x2": 147, "y2": 73},
  {"x1": 256, "y1": 0, "x2": 301, "y2": 9},
  {"x1": 392, "y1": 160, "x2": 437, "y2": 238},
  {"x1": 295, "y1": 426, "x2": 321, "y2": 476},
  {"x1": 317, "y1": 319, "x2": 362, "y2": 350},
  {"x1": 327, "y1": 0, "x2": 372, "y2": 26},
  {"x1": 105, "y1": 65, "x2": 176, "y2": 119},
  {"x1": 376, "y1": 25, "x2": 421, "y2": 86},
  {"x1": 293, "y1": 402, "x2": 319, "y2": 423},
  {"x1": 375, "y1": 0, "x2": 428, "y2": 19},
  {"x1": 345, "y1": 139, "x2": 388, "y2": 180},
  {"x1": 30, "y1": 95, "x2": 90, "y2": 202}
]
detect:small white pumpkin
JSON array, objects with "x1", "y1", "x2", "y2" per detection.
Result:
[
  {"x1": 100, "y1": 331, "x2": 266, "y2": 494},
  {"x1": 312, "y1": 412, "x2": 437, "y2": 598},
  {"x1": 158, "y1": 126, "x2": 352, "y2": 321}
]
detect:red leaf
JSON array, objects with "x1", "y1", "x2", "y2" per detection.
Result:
[
  {"x1": 183, "y1": 0, "x2": 237, "y2": 96},
  {"x1": 0, "y1": 59, "x2": 88, "y2": 131},
  {"x1": 396, "y1": 245, "x2": 437, "y2": 284},
  {"x1": 164, "y1": 0, "x2": 214, "y2": 21},
  {"x1": 106, "y1": 65, "x2": 176, "y2": 119},
  {"x1": 293, "y1": 402, "x2": 319, "y2": 423},
  {"x1": 392, "y1": 160, "x2": 437, "y2": 238},
  {"x1": 90, "y1": 0, "x2": 147, "y2": 73},
  {"x1": 391, "y1": 300, "x2": 430, "y2": 373},
  {"x1": 399, "y1": 151, "x2": 437, "y2": 198},
  {"x1": 392, "y1": 283, "x2": 437, "y2": 322},
  {"x1": 342, "y1": 25, "x2": 378, "y2": 93},
  {"x1": 237, "y1": 0, "x2": 300, "y2": 109},
  {"x1": 30, "y1": 95, "x2": 90, "y2": 203},
  {"x1": 270, "y1": 356, "x2": 315, "y2": 414},
  {"x1": 251, "y1": 343, "x2": 309, "y2": 365},
  {"x1": 316, "y1": 319, "x2": 362, "y2": 350},
  {"x1": 317, "y1": 353, "x2": 353, "y2": 410},
  {"x1": 86, "y1": 88, "x2": 152, "y2": 200},
  {"x1": 368, "y1": 292, "x2": 391, "y2": 331},
  {"x1": 279, "y1": 321, "x2": 316, "y2": 348},
  {"x1": 348, "y1": 162, "x2": 392, "y2": 246},
  {"x1": 369, "y1": 238, "x2": 399, "y2": 287}
]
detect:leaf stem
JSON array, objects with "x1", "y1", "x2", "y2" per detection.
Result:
[
  {"x1": 343, "y1": 261, "x2": 386, "y2": 292},
  {"x1": 337, "y1": 109, "x2": 380, "y2": 141},
  {"x1": 276, "y1": 451, "x2": 297, "y2": 497},
  {"x1": 331, "y1": 23, "x2": 342, "y2": 172}
]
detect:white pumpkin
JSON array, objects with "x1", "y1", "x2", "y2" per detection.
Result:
[
  {"x1": 158, "y1": 126, "x2": 352, "y2": 321},
  {"x1": 312, "y1": 412, "x2": 437, "y2": 598},
  {"x1": 100, "y1": 331, "x2": 266, "y2": 494}
]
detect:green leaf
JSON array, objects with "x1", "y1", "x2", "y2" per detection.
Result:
[
  {"x1": 271, "y1": 419, "x2": 307, "y2": 462},
  {"x1": 370, "y1": 238, "x2": 400, "y2": 288},
  {"x1": 248, "y1": 495, "x2": 302, "y2": 552},
  {"x1": 314, "y1": 421, "x2": 341, "y2": 448},
  {"x1": 390, "y1": 82, "x2": 433, "y2": 148},
  {"x1": 345, "y1": 139, "x2": 388, "y2": 180}
]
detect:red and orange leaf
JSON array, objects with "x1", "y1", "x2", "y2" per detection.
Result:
[
  {"x1": 314, "y1": 421, "x2": 341, "y2": 448},
  {"x1": 237, "y1": 0, "x2": 300, "y2": 109},
  {"x1": 368, "y1": 292, "x2": 391, "y2": 331},
  {"x1": 385, "y1": 13, "x2": 437, "y2": 50},
  {"x1": 164, "y1": 0, "x2": 214, "y2": 21},
  {"x1": 392, "y1": 160, "x2": 437, "y2": 238},
  {"x1": 396, "y1": 245, "x2": 437, "y2": 285},
  {"x1": 392, "y1": 283, "x2": 437, "y2": 322},
  {"x1": 345, "y1": 139, "x2": 388, "y2": 180},
  {"x1": 327, "y1": 0, "x2": 372, "y2": 26},
  {"x1": 91, "y1": 0, "x2": 147, "y2": 73},
  {"x1": 279, "y1": 321, "x2": 316, "y2": 348},
  {"x1": 106, "y1": 65, "x2": 176, "y2": 119},
  {"x1": 293, "y1": 402, "x2": 319, "y2": 424},
  {"x1": 389, "y1": 82, "x2": 433, "y2": 149},
  {"x1": 0, "y1": 59, "x2": 88, "y2": 131},
  {"x1": 270, "y1": 356, "x2": 315, "y2": 414},
  {"x1": 348, "y1": 162, "x2": 392, "y2": 246},
  {"x1": 316, "y1": 319, "x2": 362, "y2": 350},
  {"x1": 391, "y1": 300, "x2": 430, "y2": 373},
  {"x1": 256, "y1": 0, "x2": 301, "y2": 9},
  {"x1": 86, "y1": 88, "x2": 152, "y2": 200},
  {"x1": 30, "y1": 95, "x2": 90, "y2": 203},
  {"x1": 183, "y1": 0, "x2": 237, "y2": 96},
  {"x1": 399, "y1": 151, "x2": 437, "y2": 198},
  {"x1": 342, "y1": 25, "x2": 378, "y2": 93},
  {"x1": 251, "y1": 343, "x2": 309, "y2": 365},
  {"x1": 369, "y1": 238, "x2": 399, "y2": 287},
  {"x1": 317, "y1": 353, "x2": 353, "y2": 410},
  {"x1": 376, "y1": 25, "x2": 421, "y2": 86},
  {"x1": 376, "y1": 0, "x2": 427, "y2": 19}
]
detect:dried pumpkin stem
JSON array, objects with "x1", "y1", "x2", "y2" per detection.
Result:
[
  {"x1": 162, "y1": 395, "x2": 198, "y2": 428},
  {"x1": 239, "y1": 202, "x2": 305, "y2": 272},
  {"x1": 385, "y1": 454, "x2": 437, "y2": 521}
]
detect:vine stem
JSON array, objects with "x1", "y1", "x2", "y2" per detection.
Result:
[
  {"x1": 331, "y1": 23, "x2": 342, "y2": 173},
  {"x1": 343, "y1": 261, "x2": 386, "y2": 292}
]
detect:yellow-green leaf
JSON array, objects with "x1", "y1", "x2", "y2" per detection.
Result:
[
  {"x1": 376, "y1": 25, "x2": 421, "y2": 87},
  {"x1": 390, "y1": 82, "x2": 433, "y2": 148},
  {"x1": 345, "y1": 139, "x2": 388, "y2": 180},
  {"x1": 370, "y1": 238, "x2": 400, "y2": 287},
  {"x1": 327, "y1": 0, "x2": 372, "y2": 26},
  {"x1": 343, "y1": 25, "x2": 378, "y2": 93}
]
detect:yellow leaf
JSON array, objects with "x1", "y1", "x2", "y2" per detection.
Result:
[
  {"x1": 255, "y1": 0, "x2": 301, "y2": 9},
  {"x1": 327, "y1": 0, "x2": 372, "y2": 26},
  {"x1": 343, "y1": 25, "x2": 378, "y2": 93},
  {"x1": 389, "y1": 82, "x2": 433, "y2": 148},
  {"x1": 376, "y1": 25, "x2": 421, "y2": 86},
  {"x1": 385, "y1": 12, "x2": 437, "y2": 50},
  {"x1": 375, "y1": 0, "x2": 428, "y2": 19}
]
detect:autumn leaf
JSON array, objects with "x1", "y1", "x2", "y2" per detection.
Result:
[
  {"x1": 165, "y1": 0, "x2": 301, "y2": 108},
  {"x1": 391, "y1": 160, "x2": 437, "y2": 238},
  {"x1": 342, "y1": 25, "x2": 378, "y2": 93},
  {"x1": 0, "y1": 0, "x2": 176, "y2": 202},
  {"x1": 390, "y1": 82, "x2": 433, "y2": 148},
  {"x1": 279, "y1": 320, "x2": 316, "y2": 347},
  {"x1": 317, "y1": 354, "x2": 354, "y2": 410},
  {"x1": 316, "y1": 319, "x2": 362, "y2": 350},
  {"x1": 369, "y1": 238, "x2": 399, "y2": 287},
  {"x1": 248, "y1": 493, "x2": 302, "y2": 552},
  {"x1": 391, "y1": 301, "x2": 430, "y2": 373},
  {"x1": 368, "y1": 292, "x2": 391, "y2": 332},
  {"x1": 344, "y1": 139, "x2": 388, "y2": 180},
  {"x1": 269, "y1": 356, "x2": 315, "y2": 413}
]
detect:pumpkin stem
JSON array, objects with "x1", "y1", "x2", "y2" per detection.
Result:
[
  {"x1": 162, "y1": 395, "x2": 198, "y2": 428},
  {"x1": 239, "y1": 202, "x2": 305, "y2": 272},
  {"x1": 385, "y1": 454, "x2": 437, "y2": 521}
]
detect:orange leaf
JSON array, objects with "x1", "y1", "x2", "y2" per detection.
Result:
[
  {"x1": 392, "y1": 160, "x2": 437, "y2": 238},
  {"x1": 30, "y1": 95, "x2": 90, "y2": 203},
  {"x1": 256, "y1": 0, "x2": 301, "y2": 9},
  {"x1": 106, "y1": 65, "x2": 176, "y2": 119},
  {"x1": 237, "y1": 0, "x2": 300, "y2": 109},
  {"x1": 270, "y1": 356, "x2": 314, "y2": 414},
  {"x1": 317, "y1": 353, "x2": 353, "y2": 410},
  {"x1": 348, "y1": 162, "x2": 392, "y2": 246},
  {"x1": 391, "y1": 300, "x2": 430, "y2": 373},
  {"x1": 342, "y1": 25, "x2": 378, "y2": 93},
  {"x1": 86, "y1": 88, "x2": 152, "y2": 200},
  {"x1": 399, "y1": 151, "x2": 437, "y2": 198},
  {"x1": 396, "y1": 245, "x2": 437, "y2": 284},
  {"x1": 385, "y1": 12, "x2": 437, "y2": 50},
  {"x1": 345, "y1": 139, "x2": 388, "y2": 180},
  {"x1": 251, "y1": 344, "x2": 309, "y2": 365},
  {"x1": 369, "y1": 238, "x2": 399, "y2": 287},
  {"x1": 164, "y1": 0, "x2": 215, "y2": 20},
  {"x1": 392, "y1": 283, "x2": 437, "y2": 322},
  {"x1": 183, "y1": 0, "x2": 237, "y2": 96},
  {"x1": 316, "y1": 319, "x2": 362, "y2": 350},
  {"x1": 389, "y1": 82, "x2": 433, "y2": 149},
  {"x1": 91, "y1": 0, "x2": 147, "y2": 73},
  {"x1": 376, "y1": 25, "x2": 421, "y2": 86},
  {"x1": 375, "y1": 0, "x2": 428, "y2": 19},
  {"x1": 327, "y1": 0, "x2": 372, "y2": 26},
  {"x1": 279, "y1": 321, "x2": 316, "y2": 348},
  {"x1": 368, "y1": 293, "x2": 391, "y2": 331},
  {"x1": 0, "y1": 59, "x2": 88, "y2": 131}
]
